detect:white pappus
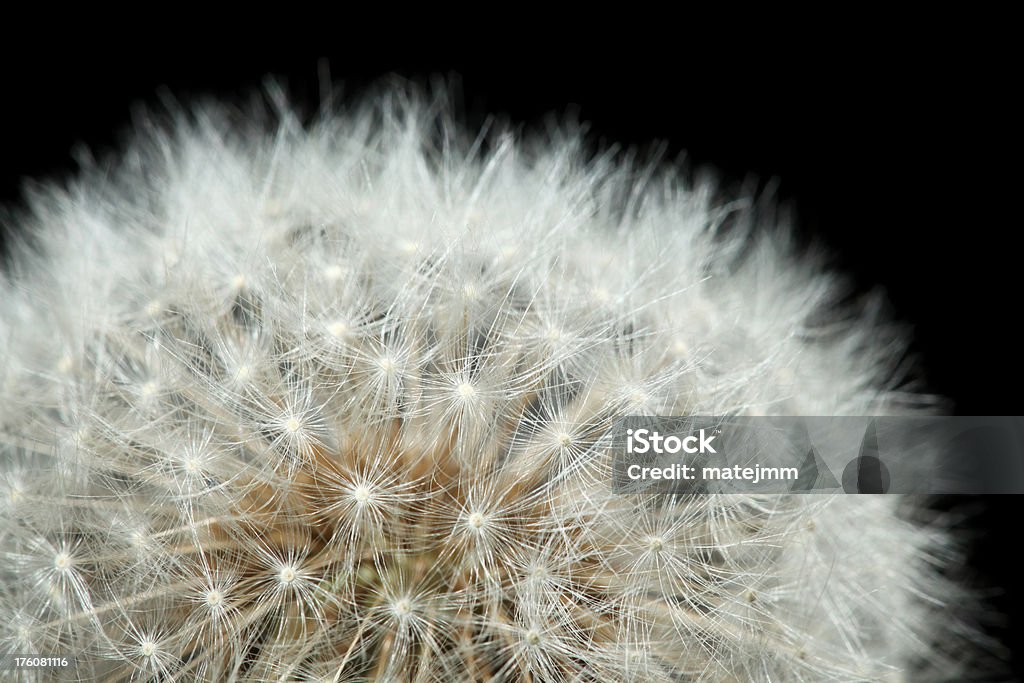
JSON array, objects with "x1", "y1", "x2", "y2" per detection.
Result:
[{"x1": 0, "y1": 86, "x2": 978, "y2": 681}]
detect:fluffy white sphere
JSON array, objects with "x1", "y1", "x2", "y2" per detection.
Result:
[{"x1": 0, "y1": 89, "x2": 970, "y2": 681}]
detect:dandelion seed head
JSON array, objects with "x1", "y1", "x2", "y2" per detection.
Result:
[{"x1": 0, "y1": 87, "x2": 976, "y2": 682}]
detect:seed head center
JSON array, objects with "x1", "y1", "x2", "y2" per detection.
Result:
[
  {"x1": 352, "y1": 485, "x2": 372, "y2": 504},
  {"x1": 328, "y1": 320, "x2": 349, "y2": 338},
  {"x1": 279, "y1": 566, "x2": 298, "y2": 585}
]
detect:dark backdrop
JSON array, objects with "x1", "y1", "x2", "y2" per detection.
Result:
[{"x1": 1, "y1": 38, "x2": 1018, "y2": 678}]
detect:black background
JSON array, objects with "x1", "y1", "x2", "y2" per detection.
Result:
[{"x1": 1, "y1": 35, "x2": 1018, "y2": 678}]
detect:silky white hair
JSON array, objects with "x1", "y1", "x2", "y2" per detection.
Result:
[{"x1": 0, "y1": 85, "x2": 974, "y2": 681}]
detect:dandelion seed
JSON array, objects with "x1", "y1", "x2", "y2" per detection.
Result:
[
  {"x1": 392, "y1": 598, "x2": 412, "y2": 617},
  {"x1": 53, "y1": 552, "x2": 72, "y2": 571},
  {"x1": 278, "y1": 565, "x2": 298, "y2": 586},
  {"x1": 327, "y1": 320, "x2": 349, "y2": 338},
  {"x1": 351, "y1": 484, "x2": 372, "y2": 504},
  {"x1": 630, "y1": 389, "x2": 647, "y2": 403},
  {"x1": 466, "y1": 511, "x2": 486, "y2": 530}
]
